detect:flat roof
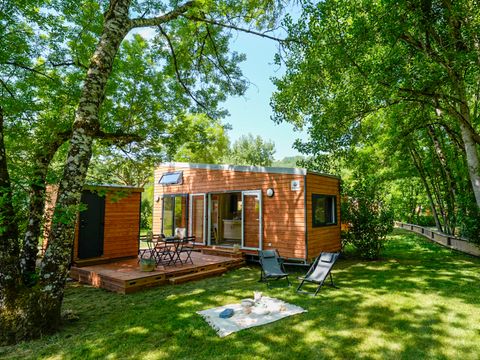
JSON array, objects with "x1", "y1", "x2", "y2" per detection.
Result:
[
  {"x1": 158, "y1": 162, "x2": 340, "y2": 179},
  {"x1": 84, "y1": 184, "x2": 144, "y2": 192}
]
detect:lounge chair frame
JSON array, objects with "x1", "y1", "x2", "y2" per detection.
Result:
[
  {"x1": 258, "y1": 249, "x2": 291, "y2": 287},
  {"x1": 297, "y1": 252, "x2": 340, "y2": 296}
]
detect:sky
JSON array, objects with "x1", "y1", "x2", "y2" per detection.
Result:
[
  {"x1": 222, "y1": 32, "x2": 307, "y2": 160},
  {"x1": 132, "y1": 17, "x2": 307, "y2": 161}
]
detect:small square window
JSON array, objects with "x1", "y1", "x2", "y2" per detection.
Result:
[
  {"x1": 159, "y1": 171, "x2": 183, "y2": 185},
  {"x1": 312, "y1": 194, "x2": 336, "y2": 227}
]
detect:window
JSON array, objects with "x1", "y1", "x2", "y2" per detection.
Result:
[
  {"x1": 162, "y1": 195, "x2": 187, "y2": 236},
  {"x1": 312, "y1": 194, "x2": 336, "y2": 227},
  {"x1": 159, "y1": 171, "x2": 182, "y2": 185}
]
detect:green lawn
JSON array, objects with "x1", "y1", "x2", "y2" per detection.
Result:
[{"x1": 2, "y1": 229, "x2": 480, "y2": 359}]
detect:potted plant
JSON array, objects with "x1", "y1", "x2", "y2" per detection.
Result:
[{"x1": 140, "y1": 255, "x2": 156, "y2": 272}]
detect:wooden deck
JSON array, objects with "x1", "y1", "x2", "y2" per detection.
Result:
[{"x1": 69, "y1": 251, "x2": 245, "y2": 294}]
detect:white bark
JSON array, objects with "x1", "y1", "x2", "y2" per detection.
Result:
[{"x1": 459, "y1": 121, "x2": 480, "y2": 207}]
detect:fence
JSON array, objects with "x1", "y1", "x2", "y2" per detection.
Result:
[{"x1": 395, "y1": 221, "x2": 480, "y2": 257}]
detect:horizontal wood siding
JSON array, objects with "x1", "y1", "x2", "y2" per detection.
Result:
[
  {"x1": 306, "y1": 173, "x2": 341, "y2": 261},
  {"x1": 153, "y1": 165, "x2": 306, "y2": 259}
]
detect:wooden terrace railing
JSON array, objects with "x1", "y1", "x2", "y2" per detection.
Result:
[{"x1": 395, "y1": 221, "x2": 480, "y2": 257}]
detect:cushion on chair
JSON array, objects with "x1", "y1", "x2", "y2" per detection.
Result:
[
  {"x1": 320, "y1": 252, "x2": 334, "y2": 263},
  {"x1": 261, "y1": 250, "x2": 277, "y2": 259}
]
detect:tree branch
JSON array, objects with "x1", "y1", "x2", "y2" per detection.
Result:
[
  {"x1": 95, "y1": 130, "x2": 143, "y2": 145},
  {"x1": 157, "y1": 24, "x2": 210, "y2": 113},
  {"x1": 184, "y1": 15, "x2": 288, "y2": 43},
  {"x1": 0, "y1": 78, "x2": 15, "y2": 98},
  {"x1": 4, "y1": 61, "x2": 55, "y2": 80},
  {"x1": 130, "y1": 1, "x2": 197, "y2": 28}
]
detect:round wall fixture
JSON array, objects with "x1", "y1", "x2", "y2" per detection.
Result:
[
  {"x1": 155, "y1": 195, "x2": 161, "y2": 202},
  {"x1": 266, "y1": 188, "x2": 274, "y2": 197}
]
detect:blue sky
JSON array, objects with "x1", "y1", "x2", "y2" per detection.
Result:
[{"x1": 224, "y1": 31, "x2": 307, "y2": 160}]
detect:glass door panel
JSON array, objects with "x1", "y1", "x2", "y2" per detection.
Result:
[
  {"x1": 162, "y1": 196, "x2": 174, "y2": 237},
  {"x1": 242, "y1": 191, "x2": 262, "y2": 250},
  {"x1": 162, "y1": 195, "x2": 187, "y2": 237},
  {"x1": 190, "y1": 194, "x2": 206, "y2": 244}
]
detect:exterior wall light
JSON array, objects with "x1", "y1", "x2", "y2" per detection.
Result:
[{"x1": 266, "y1": 188, "x2": 274, "y2": 197}]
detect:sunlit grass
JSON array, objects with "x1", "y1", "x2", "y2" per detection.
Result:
[{"x1": 1, "y1": 229, "x2": 480, "y2": 359}]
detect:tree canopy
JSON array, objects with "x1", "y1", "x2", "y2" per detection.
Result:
[
  {"x1": 272, "y1": 0, "x2": 480, "y2": 241},
  {"x1": 225, "y1": 133, "x2": 276, "y2": 166}
]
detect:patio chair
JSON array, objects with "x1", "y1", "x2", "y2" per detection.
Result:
[
  {"x1": 258, "y1": 249, "x2": 291, "y2": 287},
  {"x1": 153, "y1": 237, "x2": 174, "y2": 266},
  {"x1": 178, "y1": 236, "x2": 196, "y2": 264},
  {"x1": 175, "y1": 227, "x2": 186, "y2": 239},
  {"x1": 138, "y1": 233, "x2": 155, "y2": 262},
  {"x1": 296, "y1": 252, "x2": 340, "y2": 296}
]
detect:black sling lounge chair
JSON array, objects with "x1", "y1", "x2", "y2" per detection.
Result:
[
  {"x1": 258, "y1": 250, "x2": 291, "y2": 287},
  {"x1": 297, "y1": 252, "x2": 340, "y2": 296}
]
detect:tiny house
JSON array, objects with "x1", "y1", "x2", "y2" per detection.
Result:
[
  {"x1": 152, "y1": 163, "x2": 341, "y2": 263},
  {"x1": 43, "y1": 184, "x2": 143, "y2": 264}
]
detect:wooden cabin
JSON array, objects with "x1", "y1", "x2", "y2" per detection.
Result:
[
  {"x1": 43, "y1": 184, "x2": 143, "y2": 265},
  {"x1": 152, "y1": 163, "x2": 341, "y2": 264}
]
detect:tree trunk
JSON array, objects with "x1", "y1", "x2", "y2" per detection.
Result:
[
  {"x1": 0, "y1": 107, "x2": 23, "y2": 345},
  {"x1": 21, "y1": 135, "x2": 69, "y2": 285},
  {"x1": 458, "y1": 119, "x2": 480, "y2": 208},
  {"x1": 427, "y1": 124, "x2": 457, "y2": 233},
  {"x1": 409, "y1": 146, "x2": 444, "y2": 231}
]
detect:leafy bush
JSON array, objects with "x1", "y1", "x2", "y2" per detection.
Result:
[
  {"x1": 140, "y1": 198, "x2": 152, "y2": 230},
  {"x1": 457, "y1": 193, "x2": 480, "y2": 244},
  {"x1": 342, "y1": 176, "x2": 394, "y2": 260},
  {"x1": 412, "y1": 215, "x2": 437, "y2": 227}
]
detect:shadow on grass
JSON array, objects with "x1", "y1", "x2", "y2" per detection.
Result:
[{"x1": 2, "y1": 229, "x2": 480, "y2": 359}]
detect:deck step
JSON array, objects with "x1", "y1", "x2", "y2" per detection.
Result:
[
  {"x1": 169, "y1": 267, "x2": 227, "y2": 284},
  {"x1": 200, "y1": 248, "x2": 245, "y2": 259}
]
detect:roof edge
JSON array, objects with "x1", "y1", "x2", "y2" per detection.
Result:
[{"x1": 157, "y1": 162, "x2": 340, "y2": 179}]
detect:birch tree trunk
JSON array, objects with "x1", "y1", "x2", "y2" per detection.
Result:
[
  {"x1": 21, "y1": 135, "x2": 70, "y2": 285},
  {"x1": 459, "y1": 120, "x2": 480, "y2": 208},
  {"x1": 410, "y1": 146, "x2": 444, "y2": 232}
]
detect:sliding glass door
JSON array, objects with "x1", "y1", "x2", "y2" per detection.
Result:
[
  {"x1": 162, "y1": 194, "x2": 187, "y2": 237},
  {"x1": 206, "y1": 191, "x2": 262, "y2": 250}
]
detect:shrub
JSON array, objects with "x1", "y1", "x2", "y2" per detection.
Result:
[{"x1": 342, "y1": 176, "x2": 394, "y2": 260}]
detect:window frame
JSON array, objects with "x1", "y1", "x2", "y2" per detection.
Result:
[
  {"x1": 312, "y1": 194, "x2": 337, "y2": 227},
  {"x1": 161, "y1": 193, "x2": 188, "y2": 236},
  {"x1": 159, "y1": 171, "x2": 183, "y2": 185}
]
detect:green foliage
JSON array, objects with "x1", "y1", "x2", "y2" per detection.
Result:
[
  {"x1": 225, "y1": 133, "x2": 275, "y2": 166},
  {"x1": 457, "y1": 193, "x2": 480, "y2": 244},
  {"x1": 273, "y1": 0, "x2": 480, "y2": 241},
  {"x1": 140, "y1": 197, "x2": 153, "y2": 230},
  {"x1": 342, "y1": 171, "x2": 394, "y2": 260},
  {"x1": 272, "y1": 155, "x2": 306, "y2": 168}
]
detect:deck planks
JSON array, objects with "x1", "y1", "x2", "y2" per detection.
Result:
[{"x1": 69, "y1": 251, "x2": 245, "y2": 294}]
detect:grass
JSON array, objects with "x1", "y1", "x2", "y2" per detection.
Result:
[{"x1": 2, "y1": 229, "x2": 480, "y2": 359}]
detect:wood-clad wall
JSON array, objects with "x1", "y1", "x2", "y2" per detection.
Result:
[
  {"x1": 99, "y1": 191, "x2": 141, "y2": 260},
  {"x1": 306, "y1": 174, "x2": 341, "y2": 261},
  {"x1": 153, "y1": 165, "x2": 307, "y2": 259},
  {"x1": 44, "y1": 186, "x2": 141, "y2": 263}
]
